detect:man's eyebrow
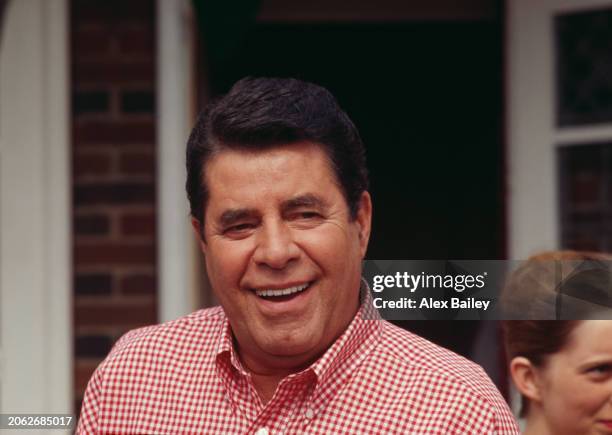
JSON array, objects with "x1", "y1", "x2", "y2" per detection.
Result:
[
  {"x1": 218, "y1": 208, "x2": 258, "y2": 227},
  {"x1": 281, "y1": 194, "x2": 328, "y2": 211},
  {"x1": 217, "y1": 195, "x2": 327, "y2": 226}
]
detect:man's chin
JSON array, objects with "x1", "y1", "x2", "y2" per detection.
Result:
[{"x1": 256, "y1": 331, "x2": 323, "y2": 362}]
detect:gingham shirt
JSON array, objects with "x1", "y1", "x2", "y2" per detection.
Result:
[{"x1": 77, "y1": 293, "x2": 519, "y2": 434}]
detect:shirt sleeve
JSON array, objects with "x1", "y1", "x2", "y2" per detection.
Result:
[
  {"x1": 76, "y1": 361, "x2": 103, "y2": 434},
  {"x1": 461, "y1": 366, "x2": 520, "y2": 434},
  {"x1": 449, "y1": 394, "x2": 519, "y2": 435},
  {"x1": 436, "y1": 381, "x2": 519, "y2": 435},
  {"x1": 75, "y1": 328, "x2": 147, "y2": 434},
  {"x1": 492, "y1": 402, "x2": 521, "y2": 435}
]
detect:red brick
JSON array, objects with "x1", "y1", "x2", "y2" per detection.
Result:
[
  {"x1": 121, "y1": 90, "x2": 155, "y2": 114},
  {"x1": 73, "y1": 152, "x2": 112, "y2": 176},
  {"x1": 118, "y1": 26, "x2": 154, "y2": 54},
  {"x1": 74, "y1": 214, "x2": 111, "y2": 236},
  {"x1": 72, "y1": 0, "x2": 153, "y2": 24},
  {"x1": 74, "y1": 242, "x2": 155, "y2": 266},
  {"x1": 73, "y1": 59, "x2": 154, "y2": 85},
  {"x1": 75, "y1": 301, "x2": 156, "y2": 327},
  {"x1": 72, "y1": 0, "x2": 116, "y2": 23},
  {"x1": 73, "y1": 90, "x2": 110, "y2": 115},
  {"x1": 120, "y1": 274, "x2": 156, "y2": 295},
  {"x1": 71, "y1": 0, "x2": 158, "y2": 414},
  {"x1": 74, "y1": 273, "x2": 113, "y2": 295},
  {"x1": 116, "y1": 0, "x2": 155, "y2": 22},
  {"x1": 72, "y1": 26, "x2": 114, "y2": 56},
  {"x1": 119, "y1": 151, "x2": 155, "y2": 175},
  {"x1": 120, "y1": 212, "x2": 155, "y2": 236},
  {"x1": 73, "y1": 120, "x2": 155, "y2": 145},
  {"x1": 74, "y1": 181, "x2": 155, "y2": 205}
]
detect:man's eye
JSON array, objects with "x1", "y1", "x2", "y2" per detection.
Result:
[
  {"x1": 587, "y1": 364, "x2": 612, "y2": 377},
  {"x1": 296, "y1": 211, "x2": 320, "y2": 219},
  {"x1": 225, "y1": 224, "x2": 254, "y2": 234}
]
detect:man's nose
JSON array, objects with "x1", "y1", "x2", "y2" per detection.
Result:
[{"x1": 252, "y1": 220, "x2": 300, "y2": 269}]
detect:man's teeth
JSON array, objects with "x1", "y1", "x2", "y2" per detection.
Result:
[{"x1": 255, "y1": 283, "x2": 309, "y2": 298}]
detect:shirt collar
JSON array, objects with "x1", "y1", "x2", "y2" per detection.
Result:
[
  {"x1": 216, "y1": 317, "x2": 248, "y2": 377},
  {"x1": 309, "y1": 279, "x2": 381, "y2": 385}
]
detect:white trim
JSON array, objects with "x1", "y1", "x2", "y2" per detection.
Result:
[
  {"x1": 0, "y1": 0, "x2": 71, "y2": 413},
  {"x1": 156, "y1": 0, "x2": 198, "y2": 322},
  {"x1": 548, "y1": 0, "x2": 612, "y2": 13},
  {"x1": 507, "y1": 0, "x2": 558, "y2": 259},
  {"x1": 556, "y1": 124, "x2": 612, "y2": 145}
]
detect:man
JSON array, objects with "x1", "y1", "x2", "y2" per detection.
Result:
[{"x1": 78, "y1": 77, "x2": 518, "y2": 434}]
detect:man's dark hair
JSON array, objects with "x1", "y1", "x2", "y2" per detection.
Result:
[{"x1": 186, "y1": 77, "x2": 369, "y2": 227}]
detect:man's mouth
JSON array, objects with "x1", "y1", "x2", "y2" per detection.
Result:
[
  {"x1": 599, "y1": 420, "x2": 612, "y2": 430},
  {"x1": 254, "y1": 282, "x2": 312, "y2": 301}
]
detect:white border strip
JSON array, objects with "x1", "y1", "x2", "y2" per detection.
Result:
[{"x1": 0, "y1": 0, "x2": 71, "y2": 412}]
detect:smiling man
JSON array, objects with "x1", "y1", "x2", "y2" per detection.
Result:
[
  {"x1": 198, "y1": 141, "x2": 369, "y2": 405},
  {"x1": 77, "y1": 77, "x2": 519, "y2": 434}
]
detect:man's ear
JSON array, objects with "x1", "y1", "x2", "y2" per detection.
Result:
[
  {"x1": 355, "y1": 191, "x2": 372, "y2": 258},
  {"x1": 191, "y1": 217, "x2": 207, "y2": 254},
  {"x1": 509, "y1": 356, "x2": 543, "y2": 404}
]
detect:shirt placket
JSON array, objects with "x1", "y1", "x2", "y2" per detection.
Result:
[
  {"x1": 217, "y1": 356, "x2": 260, "y2": 432},
  {"x1": 248, "y1": 371, "x2": 314, "y2": 435}
]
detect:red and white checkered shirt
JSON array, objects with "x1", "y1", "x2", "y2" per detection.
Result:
[{"x1": 77, "y1": 293, "x2": 519, "y2": 434}]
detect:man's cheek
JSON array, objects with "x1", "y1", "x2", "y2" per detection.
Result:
[{"x1": 301, "y1": 232, "x2": 346, "y2": 256}]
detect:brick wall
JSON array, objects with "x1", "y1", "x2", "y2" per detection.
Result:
[{"x1": 71, "y1": 0, "x2": 158, "y2": 412}]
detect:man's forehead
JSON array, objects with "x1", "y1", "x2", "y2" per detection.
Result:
[{"x1": 201, "y1": 142, "x2": 348, "y2": 220}]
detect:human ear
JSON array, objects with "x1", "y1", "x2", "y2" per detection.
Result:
[
  {"x1": 510, "y1": 356, "x2": 543, "y2": 404},
  {"x1": 355, "y1": 191, "x2": 372, "y2": 258},
  {"x1": 191, "y1": 217, "x2": 207, "y2": 254}
]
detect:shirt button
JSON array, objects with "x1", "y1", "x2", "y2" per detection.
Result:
[
  {"x1": 304, "y1": 408, "x2": 315, "y2": 419},
  {"x1": 255, "y1": 428, "x2": 269, "y2": 435}
]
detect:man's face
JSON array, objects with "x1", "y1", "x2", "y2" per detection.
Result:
[{"x1": 194, "y1": 142, "x2": 371, "y2": 373}]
